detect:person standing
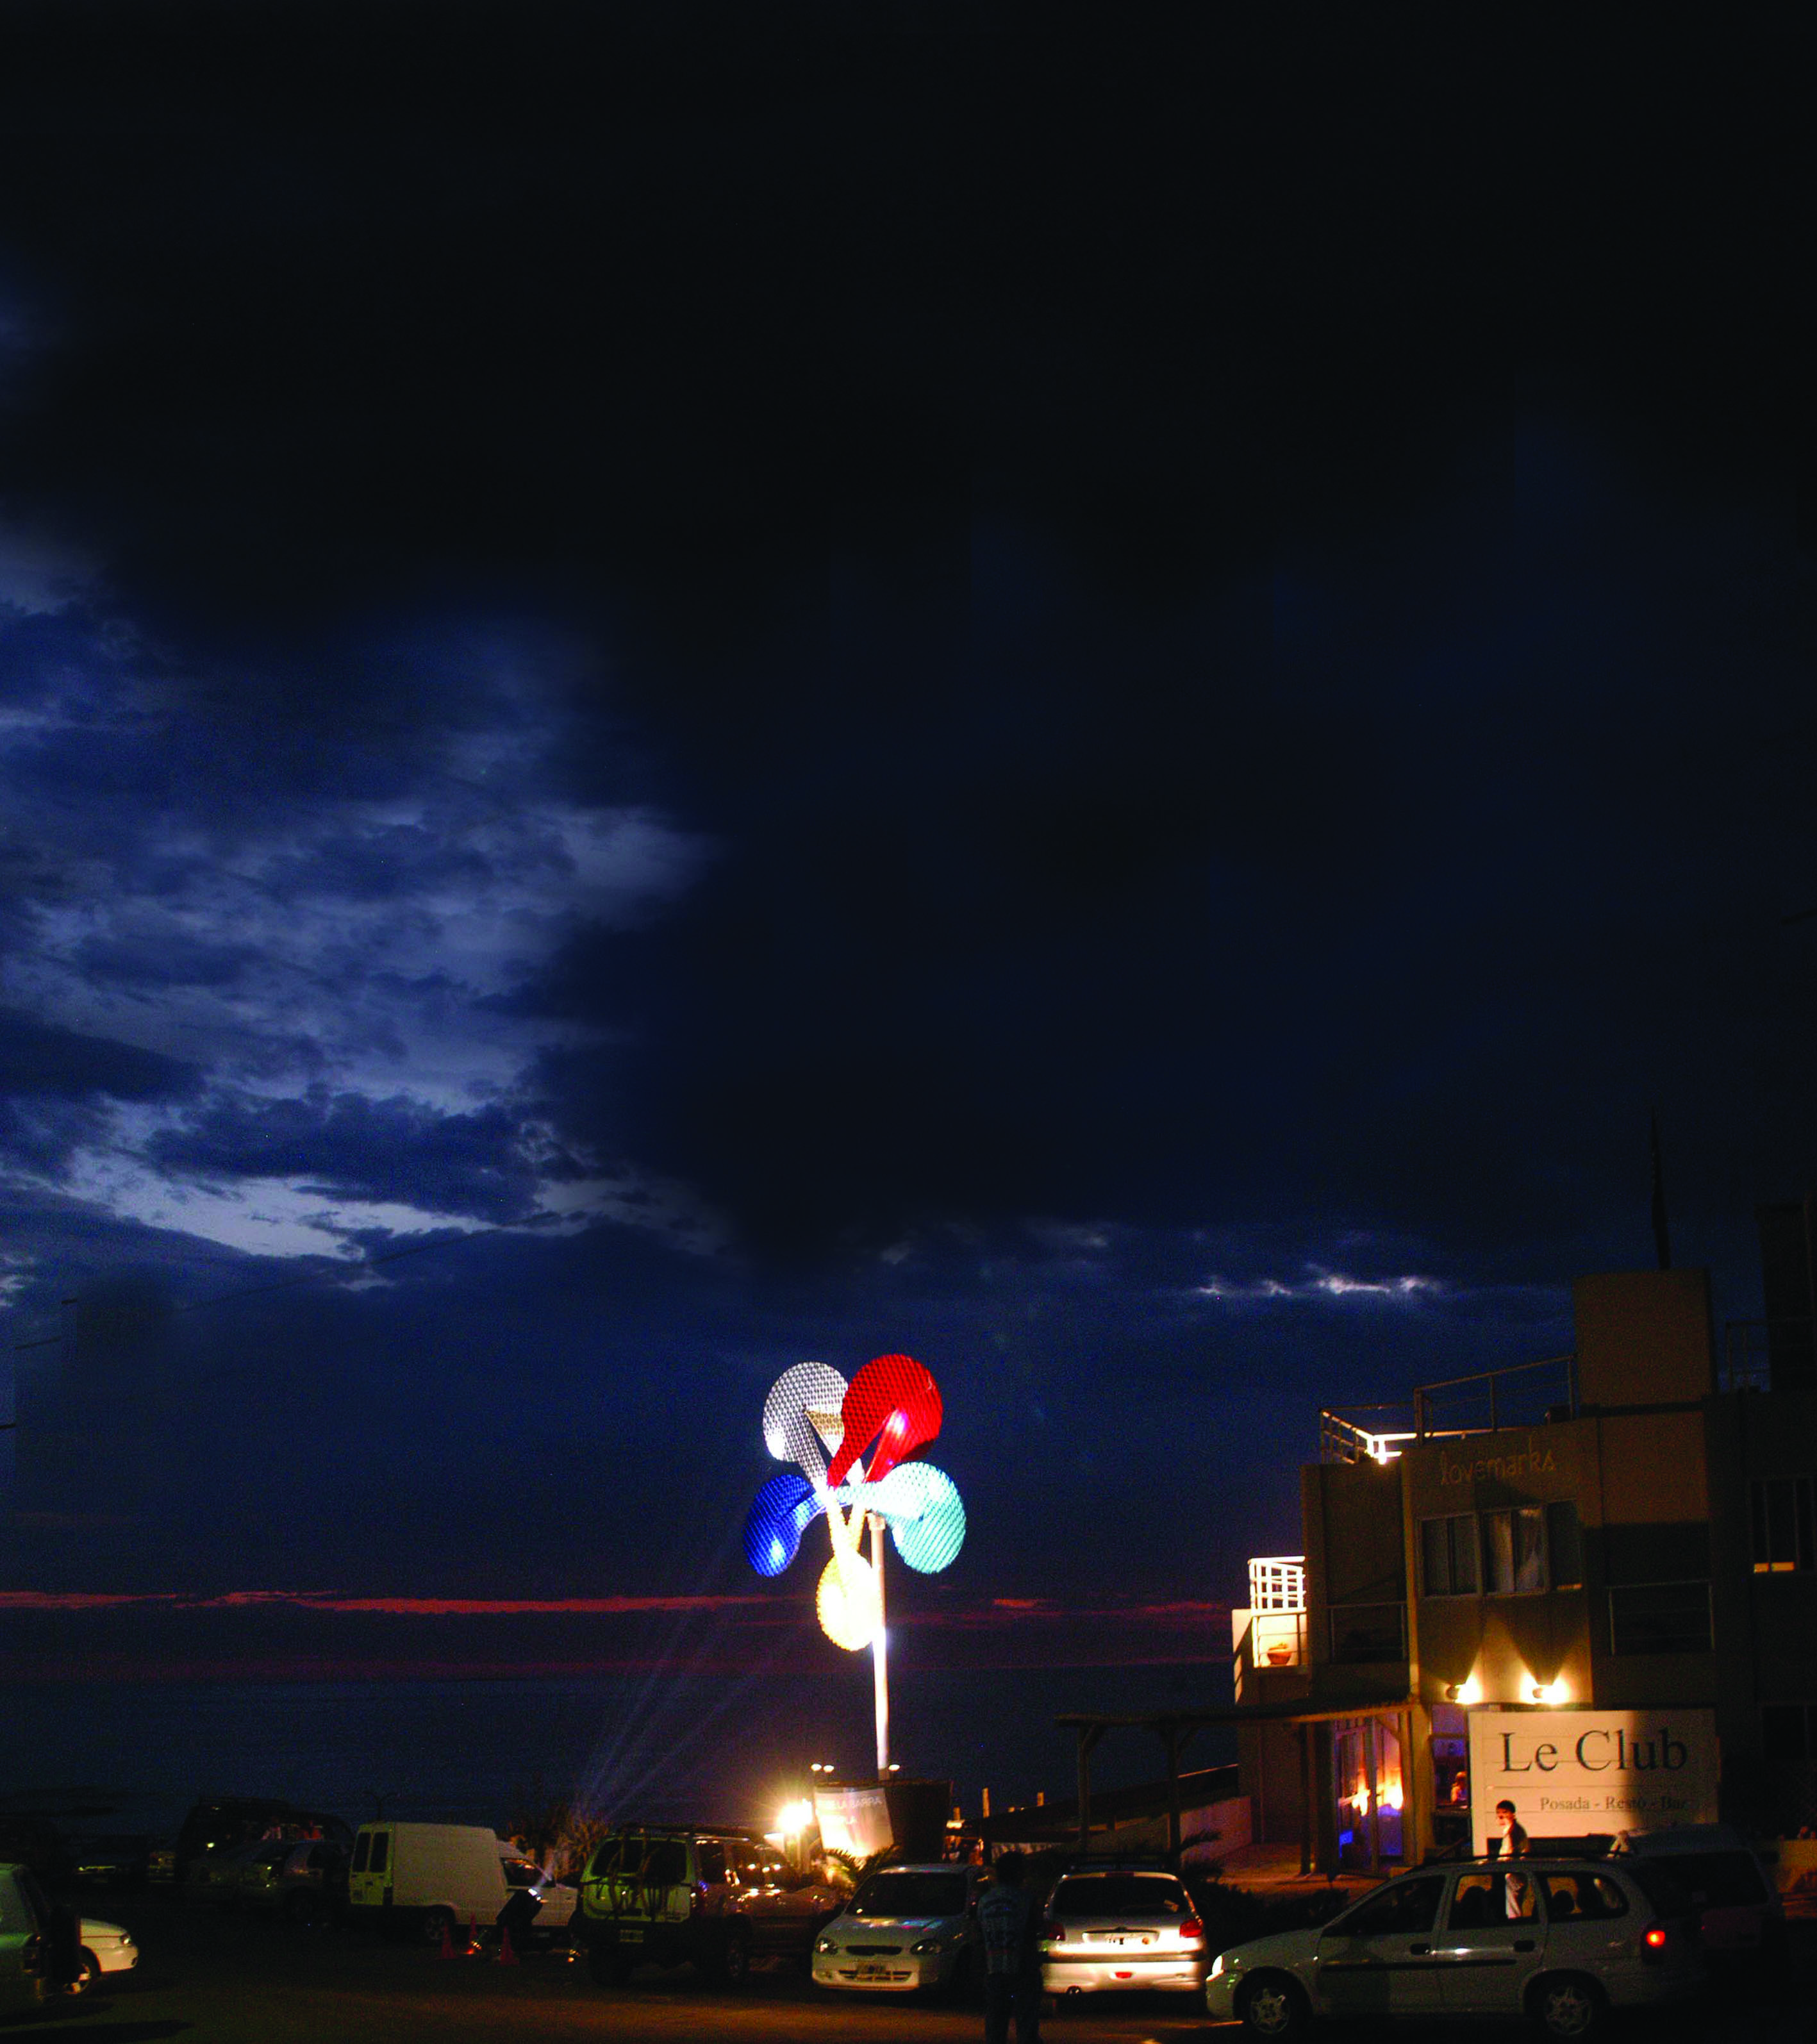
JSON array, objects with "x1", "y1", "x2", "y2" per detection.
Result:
[
  {"x1": 976, "y1": 1852, "x2": 1043, "y2": 2044},
  {"x1": 1494, "y1": 1799, "x2": 1529, "y2": 1857}
]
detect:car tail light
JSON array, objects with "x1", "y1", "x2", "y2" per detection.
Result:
[
  {"x1": 1641, "y1": 1922, "x2": 1668, "y2": 1961},
  {"x1": 1041, "y1": 1920, "x2": 1064, "y2": 1942},
  {"x1": 1181, "y1": 1916, "x2": 1204, "y2": 1942}
]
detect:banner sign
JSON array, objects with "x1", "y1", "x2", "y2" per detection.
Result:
[
  {"x1": 813, "y1": 1783, "x2": 893, "y2": 1860},
  {"x1": 1468, "y1": 1707, "x2": 1718, "y2": 1846}
]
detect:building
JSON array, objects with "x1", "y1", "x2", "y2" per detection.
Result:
[
  {"x1": 1227, "y1": 1222, "x2": 1817, "y2": 1870},
  {"x1": 1058, "y1": 1211, "x2": 1817, "y2": 1875}
]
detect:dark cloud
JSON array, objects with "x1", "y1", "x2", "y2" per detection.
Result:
[
  {"x1": 145, "y1": 1089, "x2": 551, "y2": 1225},
  {"x1": 0, "y1": 1008, "x2": 196, "y2": 1106}
]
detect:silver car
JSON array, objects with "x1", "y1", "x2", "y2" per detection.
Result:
[
  {"x1": 1040, "y1": 1866, "x2": 1207, "y2": 1999},
  {"x1": 1204, "y1": 1856, "x2": 1702, "y2": 2040}
]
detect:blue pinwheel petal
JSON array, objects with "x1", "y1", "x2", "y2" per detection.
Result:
[{"x1": 743, "y1": 1470, "x2": 818, "y2": 1577}]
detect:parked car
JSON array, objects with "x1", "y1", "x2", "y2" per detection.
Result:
[
  {"x1": 67, "y1": 1836, "x2": 154, "y2": 1890},
  {"x1": 0, "y1": 1861, "x2": 79, "y2": 2011},
  {"x1": 348, "y1": 1823, "x2": 511, "y2": 1943},
  {"x1": 151, "y1": 1799, "x2": 352, "y2": 1886},
  {"x1": 1204, "y1": 1855, "x2": 1702, "y2": 2040},
  {"x1": 574, "y1": 1825, "x2": 845, "y2": 1988},
  {"x1": 499, "y1": 1847, "x2": 577, "y2": 1941},
  {"x1": 812, "y1": 1861, "x2": 986, "y2": 1995},
  {"x1": 1613, "y1": 1825, "x2": 1786, "y2": 1966},
  {"x1": 67, "y1": 1917, "x2": 137, "y2": 1997},
  {"x1": 206, "y1": 1838, "x2": 348, "y2": 1923},
  {"x1": 1040, "y1": 1863, "x2": 1207, "y2": 2000}
]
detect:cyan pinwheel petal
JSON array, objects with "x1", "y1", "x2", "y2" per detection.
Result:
[{"x1": 872, "y1": 1461, "x2": 966, "y2": 1575}]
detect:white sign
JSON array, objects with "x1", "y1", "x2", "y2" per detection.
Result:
[
  {"x1": 813, "y1": 1784, "x2": 893, "y2": 1861},
  {"x1": 1469, "y1": 1707, "x2": 1718, "y2": 1846}
]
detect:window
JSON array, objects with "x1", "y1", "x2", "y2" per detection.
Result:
[
  {"x1": 1420, "y1": 1515, "x2": 1480, "y2": 1596},
  {"x1": 695, "y1": 1840, "x2": 727, "y2": 1886},
  {"x1": 351, "y1": 1832, "x2": 370, "y2": 1874},
  {"x1": 1482, "y1": 1508, "x2": 1545, "y2": 1593},
  {"x1": 1538, "y1": 1872, "x2": 1627, "y2": 1922},
  {"x1": 1608, "y1": 1581, "x2": 1712, "y2": 1654},
  {"x1": 366, "y1": 1831, "x2": 388, "y2": 1875},
  {"x1": 1751, "y1": 1477, "x2": 1815, "y2": 1573},
  {"x1": 645, "y1": 1840, "x2": 687, "y2": 1885},
  {"x1": 1337, "y1": 1875, "x2": 1444, "y2": 1937},
  {"x1": 1329, "y1": 1603, "x2": 1407, "y2": 1662},
  {"x1": 1763, "y1": 1702, "x2": 1816, "y2": 1761},
  {"x1": 1545, "y1": 1501, "x2": 1584, "y2": 1588},
  {"x1": 856, "y1": 1871, "x2": 975, "y2": 1918}
]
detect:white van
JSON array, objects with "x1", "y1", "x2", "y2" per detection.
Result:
[{"x1": 347, "y1": 1824, "x2": 508, "y2": 1943}]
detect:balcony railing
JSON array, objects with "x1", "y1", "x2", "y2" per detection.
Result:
[
  {"x1": 1723, "y1": 1317, "x2": 1813, "y2": 1393},
  {"x1": 1320, "y1": 1354, "x2": 1577, "y2": 1463},
  {"x1": 1249, "y1": 1555, "x2": 1306, "y2": 1611}
]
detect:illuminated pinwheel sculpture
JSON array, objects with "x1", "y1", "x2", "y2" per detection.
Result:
[{"x1": 743, "y1": 1354, "x2": 964, "y2": 1774}]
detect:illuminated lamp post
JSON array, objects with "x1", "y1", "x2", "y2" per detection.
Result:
[{"x1": 743, "y1": 1354, "x2": 965, "y2": 1779}]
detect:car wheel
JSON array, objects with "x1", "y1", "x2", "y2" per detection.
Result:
[
  {"x1": 1238, "y1": 1972, "x2": 1312, "y2": 2039},
  {"x1": 420, "y1": 1906, "x2": 457, "y2": 1948},
  {"x1": 717, "y1": 1926, "x2": 752, "y2": 1989},
  {"x1": 1531, "y1": 1973, "x2": 1606, "y2": 2041},
  {"x1": 65, "y1": 1948, "x2": 99, "y2": 1998}
]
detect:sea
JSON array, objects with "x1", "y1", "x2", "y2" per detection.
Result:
[{"x1": 6, "y1": 1665, "x2": 1237, "y2": 1844}]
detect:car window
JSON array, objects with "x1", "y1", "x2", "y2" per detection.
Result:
[
  {"x1": 643, "y1": 1840, "x2": 686, "y2": 1885},
  {"x1": 502, "y1": 1858, "x2": 540, "y2": 1888},
  {"x1": 0, "y1": 1873, "x2": 28, "y2": 1934},
  {"x1": 1448, "y1": 1872, "x2": 1539, "y2": 1927},
  {"x1": 1049, "y1": 1874, "x2": 1190, "y2": 1919},
  {"x1": 851, "y1": 1872, "x2": 972, "y2": 1918},
  {"x1": 367, "y1": 1832, "x2": 389, "y2": 1876},
  {"x1": 1656, "y1": 1852, "x2": 1768, "y2": 1908},
  {"x1": 1539, "y1": 1873, "x2": 1627, "y2": 1922},
  {"x1": 695, "y1": 1840, "x2": 727, "y2": 1886},
  {"x1": 351, "y1": 1833, "x2": 370, "y2": 1873},
  {"x1": 1627, "y1": 1864, "x2": 1694, "y2": 1916},
  {"x1": 1335, "y1": 1875, "x2": 1445, "y2": 1938}
]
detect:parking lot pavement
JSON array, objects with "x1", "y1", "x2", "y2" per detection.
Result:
[
  {"x1": 13, "y1": 1893, "x2": 1212, "y2": 2043},
  {"x1": 15, "y1": 1897, "x2": 1811, "y2": 2044}
]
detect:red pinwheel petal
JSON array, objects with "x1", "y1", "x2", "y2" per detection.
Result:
[{"x1": 826, "y1": 1353, "x2": 942, "y2": 1486}]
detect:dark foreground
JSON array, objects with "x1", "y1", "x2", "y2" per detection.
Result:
[{"x1": 9, "y1": 1894, "x2": 1813, "y2": 2043}]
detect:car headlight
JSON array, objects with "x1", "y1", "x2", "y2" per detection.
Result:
[
  {"x1": 815, "y1": 1937, "x2": 837, "y2": 1954},
  {"x1": 911, "y1": 1938, "x2": 943, "y2": 1955},
  {"x1": 1209, "y1": 1952, "x2": 1224, "y2": 1979}
]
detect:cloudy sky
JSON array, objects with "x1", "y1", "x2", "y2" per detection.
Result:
[{"x1": 1, "y1": 7, "x2": 1814, "y2": 1787}]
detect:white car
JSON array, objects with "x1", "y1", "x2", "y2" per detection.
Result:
[
  {"x1": 1040, "y1": 1866, "x2": 1207, "y2": 1999},
  {"x1": 69, "y1": 1917, "x2": 137, "y2": 1997},
  {"x1": 1205, "y1": 1856, "x2": 1702, "y2": 2040},
  {"x1": 813, "y1": 1863, "x2": 985, "y2": 1994}
]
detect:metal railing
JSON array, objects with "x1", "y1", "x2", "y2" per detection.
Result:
[
  {"x1": 1248, "y1": 1556, "x2": 1306, "y2": 1611},
  {"x1": 1320, "y1": 1355, "x2": 1577, "y2": 1464},
  {"x1": 1723, "y1": 1317, "x2": 1813, "y2": 1393}
]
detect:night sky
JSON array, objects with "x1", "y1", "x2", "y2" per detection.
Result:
[{"x1": 1, "y1": 7, "x2": 1814, "y2": 1797}]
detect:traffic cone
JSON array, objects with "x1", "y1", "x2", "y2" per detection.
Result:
[
  {"x1": 436, "y1": 1920, "x2": 458, "y2": 1959},
  {"x1": 495, "y1": 1927, "x2": 519, "y2": 1966}
]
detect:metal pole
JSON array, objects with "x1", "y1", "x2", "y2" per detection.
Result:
[{"x1": 870, "y1": 1512, "x2": 890, "y2": 1779}]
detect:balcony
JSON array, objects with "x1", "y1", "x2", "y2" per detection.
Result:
[
  {"x1": 1320, "y1": 1354, "x2": 1578, "y2": 1464},
  {"x1": 1231, "y1": 1554, "x2": 1307, "y2": 1702},
  {"x1": 1723, "y1": 1317, "x2": 1813, "y2": 1393}
]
